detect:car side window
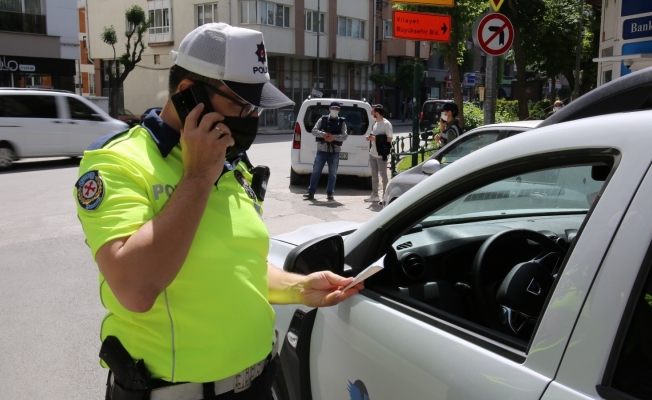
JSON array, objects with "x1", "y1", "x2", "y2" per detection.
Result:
[
  {"x1": 0, "y1": 95, "x2": 57, "y2": 119},
  {"x1": 438, "y1": 131, "x2": 501, "y2": 166},
  {"x1": 67, "y1": 98, "x2": 98, "y2": 121},
  {"x1": 610, "y1": 263, "x2": 652, "y2": 399}
]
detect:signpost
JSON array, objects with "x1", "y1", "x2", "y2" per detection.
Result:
[
  {"x1": 473, "y1": 13, "x2": 514, "y2": 57},
  {"x1": 489, "y1": 0, "x2": 505, "y2": 12},
  {"x1": 393, "y1": 10, "x2": 452, "y2": 43},
  {"x1": 390, "y1": 0, "x2": 454, "y2": 6}
]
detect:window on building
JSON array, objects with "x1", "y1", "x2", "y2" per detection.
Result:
[
  {"x1": 0, "y1": 0, "x2": 44, "y2": 14},
  {"x1": 383, "y1": 19, "x2": 392, "y2": 38},
  {"x1": 89, "y1": 73, "x2": 95, "y2": 95},
  {"x1": 305, "y1": 10, "x2": 324, "y2": 33},
  {"x1": 338, "y1": 16, "x2": 364, "y2": 39},
  {"x1": 197, "y1": 3, "x2": 218, "y2": 26},
  {"x1": 240, "y1": 1, "x2": 289, "y2": 28},
  {"x1": 149, "y1": 7, "x2": 170, "y2": 34}
]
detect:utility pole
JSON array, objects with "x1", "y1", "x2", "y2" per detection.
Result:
[
  {"x1": 573, "y1": 0, "x2": 584, "y2": 101},
  {"x1": 316, "y1": 0, "x2": 320, "y2": 90},
  {"x1": 412, "y1": 40, "x2": 421, "y2": 167},
  {"x1": 483, "y1": 9, "x2": 496, "y2": 125}
]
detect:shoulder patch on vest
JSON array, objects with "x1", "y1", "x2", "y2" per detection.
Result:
[
  {"x1": 87, "y1": 128, "x2": 131, "y2": 151},
  {"x1": 76, "y1": 170, "x2": 105, "y2": 211}
]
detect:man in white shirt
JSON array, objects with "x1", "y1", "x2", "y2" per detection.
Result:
[{"x1": 364, "y1": 105, "x2": 393, "y2": 203}]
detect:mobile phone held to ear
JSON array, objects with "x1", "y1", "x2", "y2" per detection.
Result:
[{"x1": 171, "y1": 83, "x2": 214, "y2": 126}]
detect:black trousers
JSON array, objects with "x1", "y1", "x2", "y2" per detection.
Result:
[{"x1": 106, "y1": 355, "x2": 278, "y2": 400}]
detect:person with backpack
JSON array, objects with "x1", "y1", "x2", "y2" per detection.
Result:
[
  {"x1": 435, "y1": 102, "x2": 463, "y2": 147},
  {"x1": 364, "y1": 104, "x2": 393, "y2": 203}
]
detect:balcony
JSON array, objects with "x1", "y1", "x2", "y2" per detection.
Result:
[{"x1": 0, "y1": 11, "x2": 46, "y2": 35}]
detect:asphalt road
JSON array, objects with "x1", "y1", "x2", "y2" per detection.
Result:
[{"x1": 0, "y1": 123, "x2": 414, "y2": 399}]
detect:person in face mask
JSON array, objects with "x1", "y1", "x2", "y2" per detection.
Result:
[
  {"x1": 435, "y1": 102, "x2": 463, "y2": 147},
  {"x1": 303, "y1": 102, "x2": 349, "y2": 201},
  {"x1": 74, "y1": 23, "x2": 363, "y2": 400},
  {"x1": 545, "y1": 100, "x2": 564, "y2": 119}
]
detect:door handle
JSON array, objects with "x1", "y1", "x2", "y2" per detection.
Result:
[
  {"x1": 69, "y1": 121, "x2": 78, "y2": 124},
  {"x1": 52, "y1": 120, "x2": 63, "y2": 123}
]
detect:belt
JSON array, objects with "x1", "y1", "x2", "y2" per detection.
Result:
[{"x1": 108, "y1": 358, "x2": 267, "y2": 400}]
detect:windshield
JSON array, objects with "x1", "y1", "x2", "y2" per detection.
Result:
[
  {"x1": 303, "y1": 105, "x2": 370, "y2": 135},
  {"x1": 423, "y1": 165, "x2": 605, "y2": 224}
]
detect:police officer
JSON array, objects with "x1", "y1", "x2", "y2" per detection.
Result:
[
  {"x1": 74, "y1": 23, "x2": 362, "y2": 400},
  {"x1": 303, "y1": 102, "x2": 348, "y2": 201}
]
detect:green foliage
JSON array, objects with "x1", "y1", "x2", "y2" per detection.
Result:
[
  {"x1": 101, "y1": 26, "x2": 117, "y2": 46},
  {"x1": 462, "y1": 102, "x2": 483, "y2": 131},
  {"x1": 495, "y1": 99, "x2": 519, "y2": 123},
  {"x1": 395, "y1": 61, "x2": 425, "y2": 95},
  {"x1": 369, "y1": 68, "x2": 395, "y2": 89},
  {"x1": 528, "y1": 99, "x2": 552, "y2": 120}
]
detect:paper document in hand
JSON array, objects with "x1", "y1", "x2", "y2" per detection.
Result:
[{"x1": 341, "y1": 255, "x2": 385, "y2": 293}]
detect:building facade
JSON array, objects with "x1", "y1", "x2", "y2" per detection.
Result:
[
  {"x1": 77, "y1": 0, "x2": 96, "y2": 97},
  {"x1": 86, "y1": 0, "x2": 382, "y2": 126},
  {"x1": 0, "y1": 0, "x2": 80, "y2": 91},
  {"x1": 594, "y1": 0, "x2": 652, "y2": 85}
]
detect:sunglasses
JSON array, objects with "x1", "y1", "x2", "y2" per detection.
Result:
[{"x1": 203, "y1": 83, "x2": 264, "y2": 118}]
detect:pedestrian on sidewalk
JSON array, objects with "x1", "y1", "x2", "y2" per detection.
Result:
[
  {"x1": 406, "y1": 99, "x2": 414, "y2": 120},
  {"x1": 435, "y1": 102, "x2": 463, "y2": 147},
  {"x1": 364, "y1": 105, "x2": 393, "y2": 203},
  {"x1": 303, "y1": 102, "x2": 348, "y2": 201}
]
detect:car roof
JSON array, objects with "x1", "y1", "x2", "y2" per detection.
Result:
[
  {"x1": 467, "y1": 120, "x2": 542, "y2": 132},
  {"x1": 300, "y1": 98, "x2": 371, "y2": 108},
  {"x1": 537, "y1": 65, "x2": 652, "y2": 128}
]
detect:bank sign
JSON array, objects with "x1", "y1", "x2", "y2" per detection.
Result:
[{"x1": 623, "y1": 15, "x2": 652, "y2": 40}]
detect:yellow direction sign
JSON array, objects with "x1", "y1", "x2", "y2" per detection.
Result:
[
  {"x1": 390, "y1": 0, "x2": 455, "y2": 7},
  {"x1": 490, "y1": 0, "x2": 505, "y2": 11}
]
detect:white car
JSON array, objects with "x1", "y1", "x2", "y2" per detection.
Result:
[
  {"x1": 290, "y1": 98, "x2": 372, "y2": 187},
  {"x1": 383, "y1": 120, "x2": 542, "y2": 205},
  {"x1": 269, "y1": 69, "x2": 652, "y2": 400},
  {"x1": 0, "y1": 88, "x2": 128, "y2": 168}
]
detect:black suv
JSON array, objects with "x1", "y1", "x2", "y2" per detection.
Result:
[{"x1": 419, "y1": 99, "x2": 454, "y2": 132}]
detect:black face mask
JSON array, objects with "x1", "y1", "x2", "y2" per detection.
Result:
[{"x1": 222, "y1": 116, "x2": 259, "y2": 158}]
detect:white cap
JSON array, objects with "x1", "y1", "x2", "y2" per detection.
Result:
[{"x1": 172, "y1": 23, "x2": 294, "y2": 109}]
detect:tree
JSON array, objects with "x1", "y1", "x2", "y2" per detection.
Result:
[
  {"x1": 395, "y1": 61, "x2": 425, "y2": 121},
  {"x1": 502, "y1": 0, "x2": 546, "y2": 120},
  {"x1": 101, "y1": 5, "x2": 149, "y2": 118},
  {"x1": 394, "y1": 0, "x2": 485, "y2": 127}
]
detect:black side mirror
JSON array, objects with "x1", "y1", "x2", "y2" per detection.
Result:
[
  {"x1": 283, "y1": 233, "x2": 344, "y2": 276},
  {"x1": 91, "y1": 114, "x2": 105, "y2": 122}
]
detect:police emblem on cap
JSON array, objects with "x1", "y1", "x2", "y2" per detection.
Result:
[
  {"x1": 76, "y1": 170, "x2": 105, "y2": 211},
  {"x1": 255, "y1": 42, "x2": 266, "y2": 64},
  {"x1": 234, "y1": 170, "x2": 257, "y2": 201}
]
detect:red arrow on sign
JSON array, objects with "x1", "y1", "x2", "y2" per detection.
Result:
[{"x1": 490, "y1": 0, "x2": 505, "y2": 12}]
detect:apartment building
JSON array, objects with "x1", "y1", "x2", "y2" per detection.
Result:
[
  {"x1": 76, "y1": 0, "x2": 96, "y2": 97},
  {"x1": 87, "y1": 0, "x2": 377, "y2": 125},
  {"x1": 593, "y1": 0, "x2": 651, "y2": 85},
  {"x1": 0, "y1": 0, "x2": 80, "y2": 90}
]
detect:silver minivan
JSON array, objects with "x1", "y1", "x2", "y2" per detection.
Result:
[{"x1": 0, "y1": 89, "x2": 128, "y2": 168}]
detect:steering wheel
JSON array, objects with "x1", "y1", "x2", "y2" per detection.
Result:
[{"x1": 471, "y1": 229, "x2": 566, "y2": 336}]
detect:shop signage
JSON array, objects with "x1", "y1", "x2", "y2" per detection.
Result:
[
  {"x1": 393, "y1": 10, "x2": 452, "y2": 43},
  {"x1": 622, "y1": 0, "x2": 652, "y2": 17},
  {"x1": 390, "y1": 0, "x2": 454, "y2": 6},
  {"x1": 0, "y1": 55, "x2": 75, "y2": 76},
  {"x1": 0, "y1": 56, "x2": 20, "y2": 72},
  {"x1": 623, "y1": 16, "x2": 652, "y2": 41}
]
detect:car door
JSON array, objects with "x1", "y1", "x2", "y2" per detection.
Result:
[
  {"x1": 276, "y1": 144, "x2": 638, "y2": 400},
  {"x1": 541, "y1": 162, "x2": 652, "y2": 400},
  {"x1": 0, "y1": 93, "x2": 64, "y2": 157},
  {"x1": 60, "y1": 96, "x2": 117, "y2": 154}
]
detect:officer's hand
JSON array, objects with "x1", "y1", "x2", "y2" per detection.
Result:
[
  {"x1": 180, "y1": 103, "x2": 235, "y2": 184},
  {"x1": 297, "y1": 271, "x2": 363, "y2": 307}
]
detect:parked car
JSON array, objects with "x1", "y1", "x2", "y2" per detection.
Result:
[
  {"x1": 383, "y1": 120, "x2": 542, "y2": 205},
  {"x1": 269, "y1": 67, "x2": 652, "y2": 400},
  {"x1": 140, "y1": 107, "x2": 162, "y2": 124},
  {"x1": 385, "y1": 65, "x2": 652, "y2": 206},
  {"x1": 419, "y1": 99, "x2": 454, "y2": 132},
  {"x1": 290, "y1": 98, "x2": 372, "y2": 187},
  {"x1": 271, "y1": 111, "x2": 652, "y2": 400},
  {"x1": 0, "y1": 89, "x2": 128, "y2": 169},
  {"x1": 117, "y1": 108, "x2": 140, "y2": 127}
]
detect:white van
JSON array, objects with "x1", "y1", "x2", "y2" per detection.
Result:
[
  {"x1": 0, "y1": 89, "x2": 128, "y2": 168},
  {"x1": 290, "y1": 98, "x2": 372, "y2": 186}
]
